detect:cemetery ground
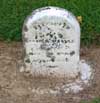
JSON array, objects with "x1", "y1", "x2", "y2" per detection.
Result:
[
  {"x1": 0, "y1": 41, "x2": 100, "y2": 103},
  {"x1": 0, "y1": 1, "x2": 100, "y2": 103}
]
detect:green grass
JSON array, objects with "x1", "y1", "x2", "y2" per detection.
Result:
[
  {"x1": 81, "y1": 98, "x2": 100, "y2": 103},
  {"x1": 0, "y1": 0, "x2": 100, "y2": 45}
]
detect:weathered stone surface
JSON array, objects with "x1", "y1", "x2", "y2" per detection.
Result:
[{"x1": 22, "y1": 6, "x2": 80, "y2": 77}]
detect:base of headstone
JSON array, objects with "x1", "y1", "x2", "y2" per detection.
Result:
[{"x1": 20, "y1": 60, "x2": 93, "y2": 94}]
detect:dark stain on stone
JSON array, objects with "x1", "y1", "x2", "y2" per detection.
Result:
[
  {"x1": 66, "y1": 26, "x2": 70, "y2": 29},
  {"x1": 58, "y1": 33, "x2": 63, "y2": 38},
  {"x1": 39, "y1": 60, "x2": 45, "y2": 63},
  {"x1": 39, "y1": 60, "x2": 41, "y2": 63},
  {"x1": 65, "y1": 40, "x2": 67, "y2": 43},
  {"x1": 51, "y1": 57, "x2": 55, "y2": 62},
  {"x1": 67, "y1": 40, "x2": 70, "y2": 43},
  {"x1": 45, "y1": 39, "x2": 49, "y2": 43},
  {"x1": 65, "y1": 58, "x2": 68, "y2": 62},
  {"x1": 38, "y1": 25, "x2": 41, "y2": 29},
  {"x1": 29, "y1": 52, "x2": 33, "y2": 55},
  {"x1": 39, "y1": 39, "x2": 44, "y2": 42},
  {"x1": 35, "y1": 35, "x2": 38, "y2": 39},
  {"x1": 57, "y1": 52, "x2": 60, "y2": 55},
  {"x1": 50, "y1": 34, "x2": 53, "y2": 38},
  {"x1": 63, "y1": 23, "x2": 66, "y2": 28},
  {"x1": 23, "y1": 25, "x2": 28, "y2": 32},
  {"x1": 57, "y1": 40, "x2": 60, "y2": 43},
  {"x1": 52, "y1": 43, "x2": 55, "y2": 46},
  {"x1": 66, "y1": 40, "x2": 74, "y2": 43},
  {"x1": 42, "y1": 24, "x2": 45, "y2": 26},
  {"x1": 71, "y1": 40, "x2": 74, "y2": 43},
  {"x1": 52, "y1": 39, "x2": 56, "y2": 43},
  {"x1": 70, "y1": 51, "x2": 75, "y2": 56},
  {"x1": 40, "y1": 35, "x2": 44, "y2": 38},
  {"x1": 36, "y1": 40, "x2": 38, "y2": 42},
  {"x1": 65, "y1": 45, "x2": 69, "y2": 48},
  {"x1": 46, "y1": 52, "x2": 53, "y2": 58},
  {"x1": 34, "y1": 26, "x2": 37, "y2": 30},
  {"x1": 61, "y1": 39, "x2": 64, "y2": 43},
  {"x1": 47, "y1": 27, "x2": 51, "y2": 30},
  {"x1": 54, "y1": 36, "x2": 57, "y2": 40},
  {"x1": 40, "y1": 43, "x2": 50, "y2": 50},
  {"x1": 46, "y1": 33, "x2": 50, "y2": 36},
  {"x1": 25, "y1": 59, "x2": 30, "y2": 63},
  {"x1": 48, "y1": 65, "x2": 57, "y2": 68},
  {"x1": 43, "y1": 60, "x2": 45, "y2": 63}
]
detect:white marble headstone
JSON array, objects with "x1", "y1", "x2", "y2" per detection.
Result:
[
  {"x1": 22, "y1": 6, "x2": 93, "y2": 93},
  {"x1": 22, "y1": 6, "x2": 80, "y2": 77}
]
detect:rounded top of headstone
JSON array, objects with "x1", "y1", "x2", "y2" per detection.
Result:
[{"x1": 23, "y1": 6, "x2": 80, "y2": 33}]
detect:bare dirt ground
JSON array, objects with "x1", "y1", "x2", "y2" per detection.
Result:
[{"x1": 0, "y1": 41, "x2": 100, "y2": 103}]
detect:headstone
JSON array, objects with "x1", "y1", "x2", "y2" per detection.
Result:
[{"x1": 22, "y1": 7, "x2": 92, "y2": 80}]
